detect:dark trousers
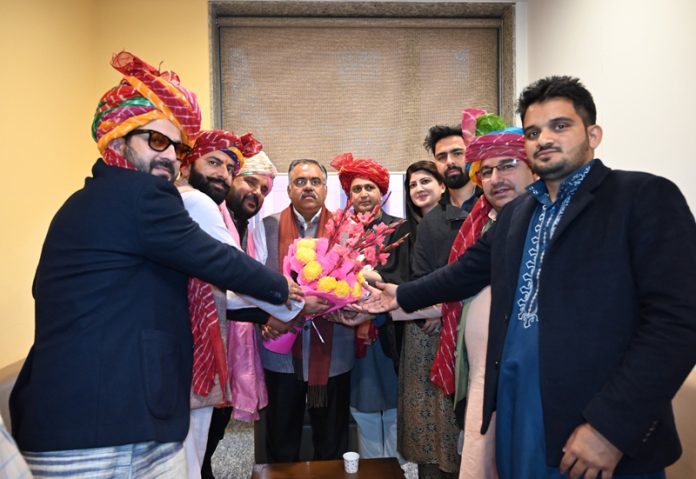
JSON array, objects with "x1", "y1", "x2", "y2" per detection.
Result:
[
  {"x1": 264, "y1": 369, "x2": 351, "y2": 463},
  {"x1": 201, "y1": 406, "x2": 232, "y2": 479}
]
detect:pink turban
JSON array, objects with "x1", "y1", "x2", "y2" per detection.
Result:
[
  {"x1": 92, "y1": 51, "x2": 201, "y2": 169},
  {"x1": 184, "y1": 130, "x2": 262, "y2": 176},
  {"x1": 466, "y1": 129, "x2": 528, "y2": 185},
  {"x1": 331, "y1": 153, "x2": 390, "y2": 196}
]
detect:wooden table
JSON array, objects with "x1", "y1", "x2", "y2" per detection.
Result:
[{"x1": 251, "y1": 457, "x2": 405, "y2": 478}]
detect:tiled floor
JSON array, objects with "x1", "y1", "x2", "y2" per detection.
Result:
[{"x1": 211, "y1": 419, "x2": 418, "y2": 478}]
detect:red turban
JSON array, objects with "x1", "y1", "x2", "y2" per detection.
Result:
[
  {"x1": 466, "y1": 129, "x2": 528, "y2": 185},
  {"x1": 184, "y1": 130, "x2": 262, "y2": 176},
  {"x1": 92, "y1": 51, "x2": 201, "y2": 169},
  {"x1": 331, "y1": 153, "x2": 390, "y2": 196}
]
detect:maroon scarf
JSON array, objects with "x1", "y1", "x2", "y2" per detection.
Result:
[
  {"x1": 189, "y1": 278, "x2": 228, "y2": 400},
  {"x1": 430, "y1": 196, "x2": 492, "y2": 395},
  {"x1": 277, "y1": 206, "x2": 334, "y2": 407}
]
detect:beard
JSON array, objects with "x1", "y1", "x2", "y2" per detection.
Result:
[
  {"x1": 189, "y1": 166, "x2": 230, "y2": 204},
  {"x1": 531, "y1": 137, "x2": 591, "y2": 182},
  {"x1": 532, "y1": 160, "x2": 566, "y2": 180},
  {"x1": 443, "y1": 166, "x2": 469, "y2": 189},
  {"x1": 227, "y1": 187, "x2": 260, "y2": 221},
  {"x1": 124, "y1": 145, "x2": 177, "y2": 183}
]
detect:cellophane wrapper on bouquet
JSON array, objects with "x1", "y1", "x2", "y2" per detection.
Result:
[{"x1": 262, "y1": 199, "x2": 407, "y2": 354}]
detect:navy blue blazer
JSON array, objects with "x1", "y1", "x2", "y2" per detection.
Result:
[
  {"x1": 11, "y1": 160, "x2": 289, "y2": 452},
  {"x1": 398, "y1": 160, "x2": 696, "y2": 473}
]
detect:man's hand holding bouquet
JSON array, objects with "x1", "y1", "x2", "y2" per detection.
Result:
[{"x1": 263, "y1": 198, "x2": 406, "y2": 352}]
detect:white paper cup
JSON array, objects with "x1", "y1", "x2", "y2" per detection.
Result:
[{"x1": 343, "y1": 451, "x2": 360, "y2": 473}]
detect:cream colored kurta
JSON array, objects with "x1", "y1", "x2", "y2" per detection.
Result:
[{"x1": 459, "y1": 286, "x2": 498, "y2": 479}]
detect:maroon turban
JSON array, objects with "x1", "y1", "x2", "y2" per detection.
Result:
[
  {"x1": 184, "y1": 130, "x2": 262, "y2": 176},
  {"x1": 331, "y1": 153, "x2": 390, "y2": 196}
]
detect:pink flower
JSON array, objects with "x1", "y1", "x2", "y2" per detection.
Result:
[
  {"x1": 363, "y1": 247, "x2": 377, "y2": 264},
  {"x1": 282, "y1": 196, "x2": 407, "y2": 312}
]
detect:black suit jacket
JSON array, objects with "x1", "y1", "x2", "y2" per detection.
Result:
[
  {"x1": 11, "y1": 159, "x2": 288, "y2": 452},
  {"x1": 398, "y1": 160, "x2": 696, "y2": 473},
  {"x1": 411, "y1": 189, "x2": 480, "y2": 279}
]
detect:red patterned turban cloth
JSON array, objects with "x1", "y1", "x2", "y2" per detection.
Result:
[
  {"x1": 466, "y1": 128, "x2": 528, "y2": 186},
  {"x1": 184, "y1": 130, "x2": 263, "y2": 177},
  {"x1": 331, "y1": 152, "x2": 390, "y2": 196},
  {"x1": 91, "y1": 51, "x2": 201, "y2": 169},
  {"x1": 430, "y1": 112, "x2": 527, "y2": 395}
]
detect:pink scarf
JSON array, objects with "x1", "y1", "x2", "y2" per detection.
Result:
[{"x1": 220, "y1": 203, "x2": 268, "y2": 421}]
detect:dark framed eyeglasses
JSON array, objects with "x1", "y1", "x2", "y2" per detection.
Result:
[
  {"x1": 477, "y1": 158, "x2": 521, "y2": 181},
  {"x1": 126, "y1": 129, "x2": 191, "y2": 161}
]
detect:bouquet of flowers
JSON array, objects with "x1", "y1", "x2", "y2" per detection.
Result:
[
  {"x1": 285, "y1": 197, "x2": 406, "y2": 314},
  {"x1": 263, "y1": 198, "x2": 407, "y2": 353}
]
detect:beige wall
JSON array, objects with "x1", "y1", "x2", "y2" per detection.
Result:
[
  {"x1": 525, "y1": 0, "x2": 696, "y2": 210},
  {"x1": 0, "y1": 0, "x2": 209, "y2": 366}
]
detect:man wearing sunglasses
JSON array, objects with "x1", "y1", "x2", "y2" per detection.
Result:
[
  {"x1": 123, "y1": 128, "x2": 192, "y2": 182},
  {"x1": 10, "y1": 52, "x2": 300, "y2": 477}
]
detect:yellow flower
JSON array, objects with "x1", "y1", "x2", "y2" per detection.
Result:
[
  {"x1": 351, "y1": 282, "x2": 363, "y2": 299},
  {"x1": 356, "y1": 271, "x2": 366, "y2": 285},
  {"x1": 317, "y1": 276, "x2": 338, "y2": 292},
  {"x1": 297, "y1": 238, "x2": 317, "y2": 250},
  {"x1": 334, "y1": 280, "x2": 351, "y2": 298},
  {"x1": 302, "y1": 261, "x2": 323, "y2": 282},
  {"x1": 295, "y1": 247, "x2": 317, "y2": 264}
]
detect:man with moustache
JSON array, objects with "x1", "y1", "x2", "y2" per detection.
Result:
[
  {"x1": 429, "y1": 126, "x2": 535, "y2": 479},
  {"x1": 250, "y1": 159, "x2": 355, "y2": 463},
  {"x1": 177, "y1": 131, "x2": 301, "y2": 478},
  {"x1": 403, "y1": 111, "x2": 493, "y2": 478},
  {"x1": 225, "y1": 151, "x2": 277, "y2": 249},
  {"x1": 416, "y1": 119, "x2": 482, "y2": 274},
  {"x1": 201, "y1": 150, "x2": 280, "y2": 478},
  {"x1": 10, "y1": 52, "x2": 297, "y2": 476},
  {"x1": 330, "y1": 152, "x2": 404, "y2": 460},
  {"x1": 363, "y1": 76, "x2": 696, "y2": 479}
]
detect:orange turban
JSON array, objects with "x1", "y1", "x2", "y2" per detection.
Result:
[
  {"x1": 331, "y1": 153, "x2": 390, "y2": 196},
  {"x1": 92, "y1": 51, "x2": 201, "y2": 169}
]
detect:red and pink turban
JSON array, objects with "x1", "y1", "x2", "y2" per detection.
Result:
[
  {"x1": 331, "y1": 153, "x2": 390, "y2": 196},
  {"x1": 92, "y1": 51, "x2": 201, "y2": 169},
  {"x1": 184, "y1": 130, "x2": 262, "y2": 177},
  {"x1": 466, "y1": 128, "x2": 528, "y2": 185}
]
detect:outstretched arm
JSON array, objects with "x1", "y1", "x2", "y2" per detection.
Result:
[{"x1": 358, "y1": 281, "x2": 399, "y2": 314}]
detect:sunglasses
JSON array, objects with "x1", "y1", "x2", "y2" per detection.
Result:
[{"x1": 126, "y1": 129, "x2": 191, "y2": 161}]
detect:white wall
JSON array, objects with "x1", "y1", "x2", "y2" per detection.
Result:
[
  {"x1": 251, "y1": 173, "x2": 406, "y2": 229},
  {"x1": 524, "y1": 0, "x2": 696, "y2": 210}
]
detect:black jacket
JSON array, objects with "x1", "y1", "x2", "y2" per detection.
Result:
[
  {"x1": 412, "y1": 190, "x2": 480, "y2": 278},
  {"x1": 398, "y1": 160, "x2": 696, "y2": 473},
  {"x1": 11, "y1": 159, "x2": 288, "y2": 451}
]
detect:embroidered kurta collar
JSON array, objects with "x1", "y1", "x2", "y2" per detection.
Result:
[{"x1": 527, "y1": 159, "x2": 596, "y2": 206}]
